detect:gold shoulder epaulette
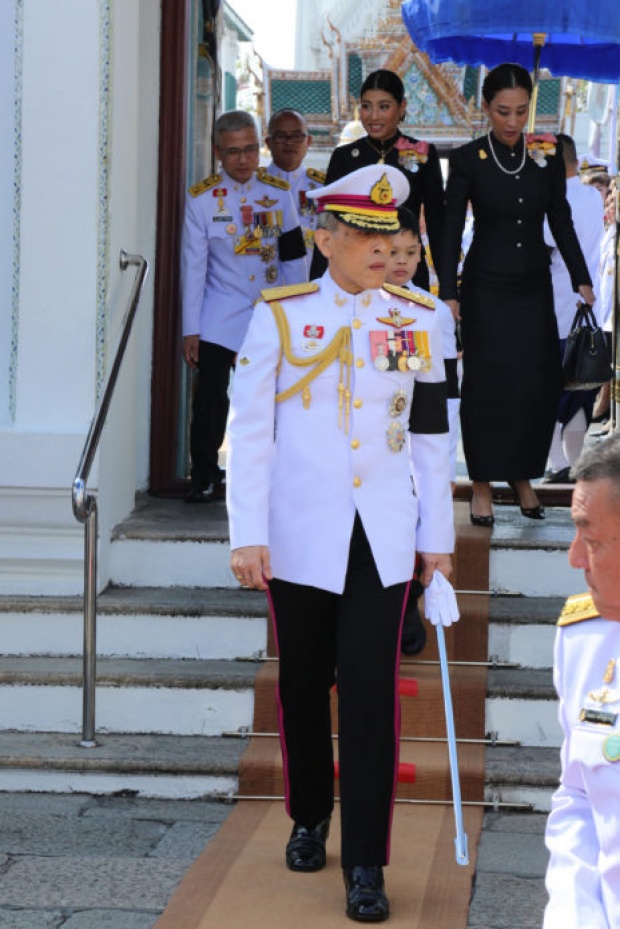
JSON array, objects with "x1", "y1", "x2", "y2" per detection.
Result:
[
  {"x1": 256, "y1": 167, "x2": 290, "y2": 190},
  {"x1": 557, "y1": 593, "x2": 600, "y2": 626},
  {"x1": 306, "y1": 167, "x2": 326, "y2": 184},
  {"x1": 261, "y1": 283, "x2": 319, "y2": 303},
  {"x1": 189, "y1": 173, "x2": 222, "y2": 197},
  {"x1": 384, "y1": 283, "x2": 435, "y2": 309}
]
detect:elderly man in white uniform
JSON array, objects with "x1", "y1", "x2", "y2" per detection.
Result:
[
  {"x1": 227, "y1": 165, "x2": 454, "y2": 922},
  {"x1": 544, "y1": 431, "x2": 620, "y2": 928},
  {"x1": 265, "y1": 108, "x2": 326, "y2": 259},
  {"x1": 181, "y1": 110, "x2": 307, "y2": 502}
]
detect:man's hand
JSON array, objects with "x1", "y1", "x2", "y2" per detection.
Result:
[
  {"x1": 230, "y1": 545, "x2": 273, "y2": 590},
  {"x1": 417, "y1": 552, "x2": 453, "y2": 588},
  {"x1": 182, "y1": 334, "x2": 200, "y2": 369}
]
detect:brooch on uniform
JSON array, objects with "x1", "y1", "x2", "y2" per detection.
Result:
[
  {"x1": 389, "y1": 390, "x2": 408, "y2": 417},
  {"x1": 526, "y1": 133, "x2": 557, "y2": 168},
  {"x1": 478, "y1": 149, "x2": 487, "y2": 160},
  {"x1": 238, "y1": 356, "x2": 250, "y2": 366},
  {"x1": 387, "y1": 421, "x2": 407, "y2": 452},
  {"x1": 376, "y1": 308, "x2": 416, "y2": 328}
]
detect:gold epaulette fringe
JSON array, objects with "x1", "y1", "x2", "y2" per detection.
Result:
[
  {"x1": 268, "y1": 301, "x2": 353, "y2": 431},
  {"x1": 189, "y1": 173, "x2": 222, "y2": 197},
  {"x1": 557, "y1": 593, "x2": 600, "y2": 626},
  {"x1": 261, "y1": 283, "x2": 319, "y2": 303},
  {"x1": 256, "y1": 167, "x2": 290, "y2": 190},
  {"x1": 307, "y1": 167, "x2": 326, "y2": 184},
  {"x1": 384, "y1": 283, "x2": 435, "y2": 309}
]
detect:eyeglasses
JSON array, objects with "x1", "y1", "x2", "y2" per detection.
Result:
[
  {"x1": 220, "y1": 143, "x2": 260, "y2": 159},
  {"x1": 271, "y1": 131, "x2": 307, "y2": 144}
]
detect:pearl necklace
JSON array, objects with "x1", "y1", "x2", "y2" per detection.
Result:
[
  {"x1": 487, "y1": 132, "x2": 526, "y2": 176},
  {"x1": 364, "y1": 135, "x2": 399, "y2": 165}
]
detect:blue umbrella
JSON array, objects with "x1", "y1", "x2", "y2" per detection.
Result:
[{"x1": 401, "y1": 0, "x2": 620, "y2": 84}]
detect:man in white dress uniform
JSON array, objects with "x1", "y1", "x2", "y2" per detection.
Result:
[
  {"x1": 226, "y1": 165, "x2": 454, "y2": 922},
  {"x1": 544, "y1": 432, "x2": 620, "y2": 928}
]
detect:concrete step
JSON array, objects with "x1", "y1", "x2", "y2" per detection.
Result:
[
  {"x1": 0, "y1": 731, "x2": 245, "y2": 799},
  {"x1": 488, "y1": 596, "x2": 563, "y2": 669},
  {"x1": 0, "y1": 586, "x2": 268, "y2": 659},
  {"x1": 0, "y1": 657, "x2": 258, "y2": 736},
  {"x1": 484, "y1": 745, "x2": 560, "y2": 813},
  {"x1": 489, "y1": 505, "x2": 581, "y2": 597},
  {"x1": 486, "y1": 668, "x2": 560, "y2": 748}
]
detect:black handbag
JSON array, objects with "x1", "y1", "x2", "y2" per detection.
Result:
[{"x1": 562, "y1": 302, "x2": 612, "y2": 391}]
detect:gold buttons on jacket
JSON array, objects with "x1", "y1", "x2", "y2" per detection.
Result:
[
  {"x1": 356, "y1": 358, "x2": 365, "y2": 368},
  {"x1": 353, "y1": 476, "x2": 362, "y2": 487},
  {"x1": 351, "y1": 439, "x2": 360, "y2": 449},
  {"x1": 353, "y1": 398, "x2": 363, "y2": 409},
  {"x1": 352, "y1": 319, "x2": 362, "y2": 329}
]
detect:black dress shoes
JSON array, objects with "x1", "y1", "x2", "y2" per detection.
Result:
[
  {"x1": 469, "y1": 502, "x2": 494, "y2": 527},
  {"x1": 285, "y1": 817, "x2": 330, "y2": 872},
  {"x1": 343, "y1": 866, "x2": 389, "y2": 922},
  {"x1": 541, "y1": 467, "x2": 573, "y2": 484},
  {"x1": 184, "y1": 479, "x2": 226, "y2": 504}
]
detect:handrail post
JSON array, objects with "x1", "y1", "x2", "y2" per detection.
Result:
[
  {"x1": 80, "y1": 499, "x2": 98, "y2": 747},
  {"x1": 72, "y1": 249, "x2": 148, "y2": 748}
]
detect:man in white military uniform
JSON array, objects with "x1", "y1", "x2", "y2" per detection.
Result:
[
  {"x1": 543, "y1": 134, "x2": 604, "y2": 483},
  {"x1": 227, "y1": 165, "x2": 454, "y2": 922},
  {"x1": 265, "y1": 109, "x2": 325, "y2": 260},
  {"x1": 544, "y1": 432, "x2": 620, "y2": 928},
  {"x1": 181, "y1": 110, "x2": 307, "y2": 502}
]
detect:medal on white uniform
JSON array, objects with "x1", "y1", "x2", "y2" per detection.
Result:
[{"x1": 580, "y1": 658, "x2": 620, "y2": 727}]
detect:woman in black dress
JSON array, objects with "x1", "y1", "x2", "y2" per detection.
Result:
[
  {"x1": 310, "y1": 69, "x2": 444, "y2": 288},
  {"x1": 438, "y1": 63, "x2": 595, "y2": 525}
]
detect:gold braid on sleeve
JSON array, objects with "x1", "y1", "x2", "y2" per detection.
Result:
[{"x1": 268, "y1": 301, "x2": 353, "y2": 431}]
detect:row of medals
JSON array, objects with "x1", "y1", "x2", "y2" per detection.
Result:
[
  {"x1": 581, "y1": 657, "x2": 620, "y2": 762},
  {"x1": 219, "y1": 203, "x2": 282, "y2": 284}
]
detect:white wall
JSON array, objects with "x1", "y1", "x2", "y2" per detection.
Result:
[
  {"x1": 0, "y1": 1, "x2": 16, "y2": 428},
  {"x1": 0, "y1": 0, "x2": 160, "y2": 595}
]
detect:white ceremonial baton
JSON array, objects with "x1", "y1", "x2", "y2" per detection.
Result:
[{"x1": 436, "y1": 622, "x2": 469, "y2": 866}]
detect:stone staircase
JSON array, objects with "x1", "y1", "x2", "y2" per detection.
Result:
[{"x1": 0, "y1": 492, "x2": 583, "y2": 808}]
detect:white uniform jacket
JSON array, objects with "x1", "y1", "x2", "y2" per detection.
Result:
[
  {"x1": 266, "y1": 160, "x2": 325, "y2": 256},
  {"x1": 181, "y1": 168, "x2": 308, "y2": 352},
  {"x1": 544, "y1": 177, "x2": 604, "y2": 337},
  {"x1": 227, "y1": 271, "x2": 454, "y2": 594},
  {"x1": 544, "y1": 596, "x2": 620, "y2": 929}
]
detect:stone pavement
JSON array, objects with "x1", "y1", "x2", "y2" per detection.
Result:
[{"x1": 0, "y1": 791, "x2": 549, "y2": 928}]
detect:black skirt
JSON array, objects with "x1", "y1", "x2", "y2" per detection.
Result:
[{"x1": 459, "y1": 271, "x2": 562, "y2": 481}]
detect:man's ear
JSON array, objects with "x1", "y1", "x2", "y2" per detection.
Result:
[{"x1": 314, "y1": 227, "x2": 332, "y2": 259}]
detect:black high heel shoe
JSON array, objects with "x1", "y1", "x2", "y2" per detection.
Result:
[
  {"x1": 469, "y1": 502, "x2": 494, "y2": 527},
  {"x1": 507, "y1": 481, "x2": 545, "y2": 520}
]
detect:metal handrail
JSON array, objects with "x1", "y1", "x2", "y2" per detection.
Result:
[{"x1": 72, "y1": 249, "x2": 148, "y2": 746}]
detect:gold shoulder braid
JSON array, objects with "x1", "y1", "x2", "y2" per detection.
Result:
[
  {"x1": 557, "y1": 593, "x2": 600, "y2": 626},
  {"x1": 307, "y1": 167, "x2": 326, "y2": 184},
  {"x1": 267, "y1": 300, "x2": 353, "y2": 431},
  {"x1": 261, "y1": 283, "x2": 319, "y2": 303},
  {"x1": 189, "y1": 173, "x2": 222, "y2": 197},
  {"x1": 383, "y1": 283, "x2": 435, "y2": 309},
  {"x1": 256, "y1": 167, "x2": 290, "y2": 190}
]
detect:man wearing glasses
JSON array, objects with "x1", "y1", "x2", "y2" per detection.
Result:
[
  {"x1": 181, "y1": 110, "x2": 307, "y2": 503},
  {"x1": 265, "y1": 109, "x2": 326, "y2": 259}
]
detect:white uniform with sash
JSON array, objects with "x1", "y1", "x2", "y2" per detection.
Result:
[{"x1": 544, "y1": 594, "x2": 620, "y2": 928}]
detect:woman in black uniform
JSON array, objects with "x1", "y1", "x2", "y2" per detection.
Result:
[
  {"x1": 310, "y1": 69, "x2": 444, "y2": 288},
  {"x1": 439, "y1": 63, "x2": 595, "y2": 525}
]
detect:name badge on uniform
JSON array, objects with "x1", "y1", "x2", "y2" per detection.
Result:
[{"x1": 579, "y1": 657, "x2": 620, "y2": 728}]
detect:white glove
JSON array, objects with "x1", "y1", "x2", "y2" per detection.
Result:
[{"x1": 423, "y1": 570, "x2": 460, "y2": 627}]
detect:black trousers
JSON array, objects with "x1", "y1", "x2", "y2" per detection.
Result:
[
  {"x1": 189, "y1": 340, "x2": 236, "y2": 486},
  {"x1": 268, "y1": 515, "x2": 408, "y2": 867}
]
